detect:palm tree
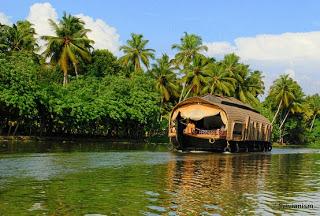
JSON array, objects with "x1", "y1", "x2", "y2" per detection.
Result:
[
  {"x1": 151, "y1": 54, "x2": 179, "y2": 102},
  {"x1": 0, "y1": 21, "x2": 38, "y2": 52},
  {"x1": 119, "y1": 33, "x2": 155, "y2": 72},
  {"x1": 150, "y1": 54, "x2": 179, "y2": 120},
  {"x1": 248, "y1": 70, "x2": 265, "y2": 97},
  {"x1": 172, "y1": 32, "x2": 208, "y2": 102},
  {"x1": 279, "y1": 101, "x2": 303, "y2": 129},
  {"x1": 0, "y1": 24, "x2": 10, "y2": 52},
  {"x1": 202, "y1": 63, "x2": 235, "y2": 96},
  {"x1": 181, "y1": 55, "x2": 209, "y2": 100},
  {"x1": 232, "y1": 65, "x2": 264, "y2": 105},
  {"x1": 221, "y1": 54, "x2": 242, "y2": 79},
  {"x1": 269, "y1": 74, "x2": 296, "y2": 124},
  {"x1": 305, "y1": 94, "x2": 320, "y2": 131},
  {"x1": 42, "y1": 13, "x2": 93, "y2": 86},
  {"x1": 172, "y1": 32, "x2": 208, "y2": 67},
  {"x1": 218, "y1": 54, "x2": 265, "y2": 105}
]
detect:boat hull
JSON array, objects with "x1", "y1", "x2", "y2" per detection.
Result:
[{"x1": 171, "y1": 135, "x2": 272, "y2": 152}]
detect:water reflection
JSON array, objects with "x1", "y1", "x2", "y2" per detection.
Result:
[
  {"x1": 165, "y1": 153, "x2": 272, "y2": 215},
  {"x1": 0, "y1": 142, "x2": 319, "y2": 215}
]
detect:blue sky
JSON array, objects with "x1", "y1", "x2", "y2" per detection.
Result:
[
  {"x1": 2, "y1": 0, "x2": 320, "y2": 54},
  {"x1": 1, "y1": 0, "x2": 320, "y2": 94}
]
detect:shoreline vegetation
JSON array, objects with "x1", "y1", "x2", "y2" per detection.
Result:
[
  {"x1": 0, "y1": 136, "x2": 318, "y2": 149},
  {"x1": 0, "y1": 13, "x2": 319, "y2": 147},
  {"x1": 0, "y1": 135, "x2": 169, "y2": 144},
  {"x1": 1, "y1": 135, "x2": 319, "y2": 150}
]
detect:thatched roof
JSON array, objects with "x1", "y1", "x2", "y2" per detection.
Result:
[{"x1": 171, "y1": 94, "x2": 271, "y2": 125}]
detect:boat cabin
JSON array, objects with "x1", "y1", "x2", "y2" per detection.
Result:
[{"x1": 168, "y1": 95, "x2": 272, "y2": 152}]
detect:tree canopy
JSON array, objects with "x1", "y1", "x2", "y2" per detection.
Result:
[{"x1": 0, "y1": 13, "x2": 318, "y2": 146}]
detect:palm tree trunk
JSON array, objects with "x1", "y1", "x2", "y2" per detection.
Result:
[
  {"x1": 179, "y1": 83, "x2": 186, "y2": 102},
  {"x1": 73, "y1": 63, "x2": 79, "y2": 78},
  {"x1": 7, "y1": 125, "x2": 12, "y2": 136},
  {"x1": 159, "y1": 97, "x2": 163, "y2": 123},
  {"x1": 210, "y1": 83, "x2": 216, "y2": 95},
  {"x1": 310, "y1": 114, "x2": 317, "y2": 131},
  {"x1": 63, "y1": 73, "x2": 67, "y2": 86},
  {"x1": 13, "y1": 122, "x2": 19, "y2": 136},
  {"x1": 278, "y1": 126, "x2": 284, "y2": 144},
  {"x1": 272, "y1": 99, "x2": 282, "y2": 124},
  {"x1": 279, "y1": 109, "x2": 290, "y2": 129},
  {"x1": 183, "y1": 87, "x2": 193, "y2": 100}
]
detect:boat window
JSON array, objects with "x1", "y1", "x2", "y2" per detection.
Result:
[{"x1": 233, "y1": 122, "x2": 243, "y2": 135}]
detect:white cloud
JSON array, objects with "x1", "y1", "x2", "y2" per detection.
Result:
[
  {"x1": 205, "y1": 42, "x2": 236, "y2": 57},
  {"x1": 26, "y1": 2, "x2": 120, "y2": 54},
  {"x1": 0, "y1": 12, "x2": 12, "y2": 25},
  {"x1": 205, "y1": 32, "x2": 320, "y2": 95},
  {"x1": 26, "y1": 2, "x2": 58, "y2": 37},
  {"x1": 76, "y1": 14, "x2": 120, "y2": 54}
]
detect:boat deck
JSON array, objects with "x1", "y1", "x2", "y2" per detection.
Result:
[{"x1": 183, "y1": 129, "x2": 227, "y2": 139}]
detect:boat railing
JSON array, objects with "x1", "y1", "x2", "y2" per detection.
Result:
[{"x1": 192, "y1": 128, "x2": 227, "y2": 137}]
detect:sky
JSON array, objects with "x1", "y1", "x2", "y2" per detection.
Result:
[{"x1": 1, "y1": 0, "x2": 320, "y2": 95}]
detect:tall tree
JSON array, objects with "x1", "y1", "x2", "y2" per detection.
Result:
[
  {"x1": 0, "y1": 21, "x2": 38, "y2": 52},
  {"x1": 150, "y1": 54, "x2": 179, "y2": 120},
  {"x1": 304, "y1": 94, "x2": 320, "y2": 131},
  {"x1": 221, "y1": 53, "x2": 264, "y2": 105},
  {"x1": 86, "y1": 49, "x2": 121, "y2": 77},
  {"x1": 220, "y1": 54, "x2": 265, "y2": 104},
  {"x1": 119, "y1": 33, "x2": 155, "y2": 72},
  {"x1": 181, "y1": 55, "x2": 210, "y2": 99},
  {"x1": 172, "y1": 32, "x2": 208, "y2": 67},
  {"x1": 42, "y1": 13, "x2": 93, "y2": 86},
  {"x1": 268, "y1": 74, "x2": 297, "y2": 124},
  {"x1": 202, "y1": 63, "x2": 235, "y2": 96},
  {"x1": 151, "y1": 54, "x2": 179, "y2": 102},
  {"x1": 279, "y1": 101, "x2": 303, "y2": 129},
  {"x1": 234, "y1": 66, "x2": 265, "y2": 105},
  {"x1": 172, "y1": 32, "x2": 208, "y2": 101},
  {"x1": 221, "y1": 54, "x2": 241, "y2": 77}
]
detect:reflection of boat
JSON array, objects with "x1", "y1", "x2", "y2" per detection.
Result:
[
  {"x1": 165, "y1": 153, "x2": 272, "y2": 215},
  {"x1": 168, "y1": 95, "x2": 272, "y2": 152}
]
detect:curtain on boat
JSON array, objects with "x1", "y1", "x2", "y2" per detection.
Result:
[{"x1": 171, "y1": 104, "x2": 228, "y2": 127}]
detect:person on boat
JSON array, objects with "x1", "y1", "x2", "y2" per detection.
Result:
[
  {"x1": 185, "y1": 120, "x2": 196, "y2": 134},
  {"x1": 171, "y1": 122, "x2": 176, "y2": 133}
]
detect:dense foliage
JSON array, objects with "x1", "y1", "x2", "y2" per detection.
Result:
[{"x1": 0, "y1": 15, "x2": 319, "y2": 144}]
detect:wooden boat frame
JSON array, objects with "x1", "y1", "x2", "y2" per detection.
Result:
[{"x1": 168, "y1": 95, "x2": 272, "y2": 152}]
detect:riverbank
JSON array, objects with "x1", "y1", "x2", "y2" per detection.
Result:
[
  {"x1": 272, "y1": 142, "x2": 320, "y2": 149},
  {"x1": 1, "y1": 136, "x2": 318, "y2": 149},
  {"x1": 0, "y1": 135, "x2": 143, "y2": 143},
  {"x1": 307, "y1": 141, "x2": 320, "y2": 149},
  {"x1": 0, "y1": 135, "x2": 170, "y2": 145}
]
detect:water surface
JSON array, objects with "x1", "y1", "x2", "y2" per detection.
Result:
[{"x1": 0, "y1": 141, "x2": 319, "y2": 215}]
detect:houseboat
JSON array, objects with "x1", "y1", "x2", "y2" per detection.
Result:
[{"x1": 168, "y1": 95, "x2": 272, "y2": 152}]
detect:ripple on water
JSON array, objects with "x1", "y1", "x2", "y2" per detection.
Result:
[
  {"x1": 147, "y1": 198, "x2": 158, "y2": 202},
  {"x1": 203, "y1": 204, "x2": 223, "y2": 211},
  {"x1": 145, "y1": 191, "x2": 160, "y2": 197},
  {"x1": 84, "y1": 214, "x2": 107, "y2": 216},
  {"x1": 28, "y1": 202, "x2": 45, "y2": 211},
  {"x1": 147, "y1": 206, "x2": 167, "y2": 212},
  {"x1": 1, "y1": 146, "x2": 320, "y2": 215},
  {"x1": 142, "y1": 212, "x2": 161, "y2": 216},
  {"x1": 200, "y1": 212, "x2": 221, "y2": 216}
]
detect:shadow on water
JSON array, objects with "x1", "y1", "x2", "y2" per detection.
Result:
[
  {"x1": 0, "y1": 140, "x2": 168, "y2": 154},
  {"x1": 0, "y1": 141, "x2": 319, "y2": 215}
]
